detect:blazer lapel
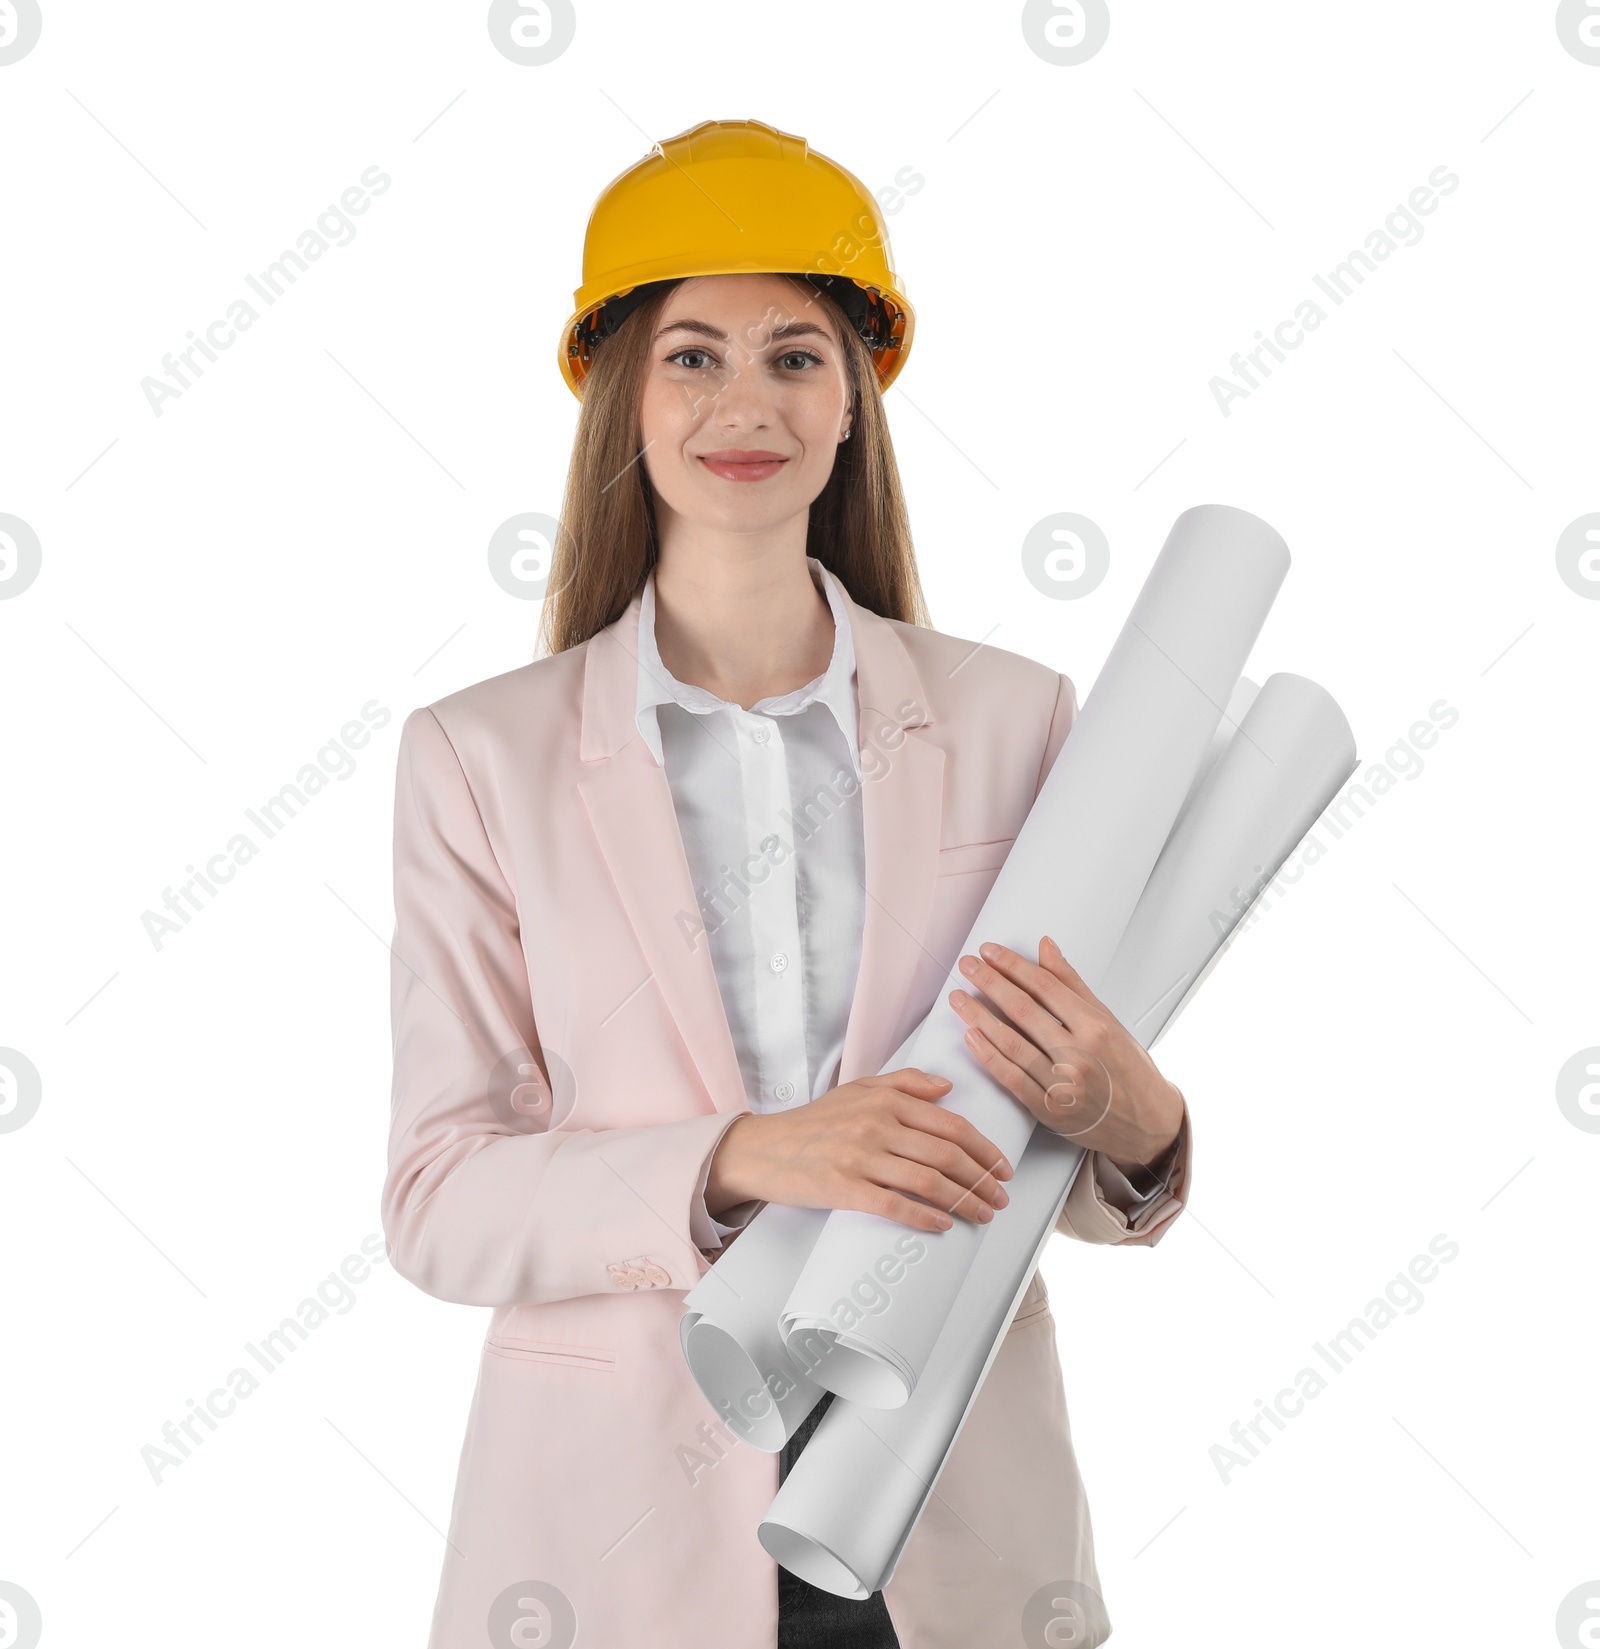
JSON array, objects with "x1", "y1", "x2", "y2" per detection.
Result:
[
  {"x1": 575, "y1": 580, "x2": 945, "y2": 1112},
  {"x1": 577, "y1": 593, "x2": 749, "y2": 1116},
  {"x1": 836, "y1": 596, "x2": 944, "y2": 1084}
]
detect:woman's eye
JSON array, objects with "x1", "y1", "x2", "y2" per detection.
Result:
[
  {"x1": 668, "y1": 348, "x2": 715, "y2": 370},
  {"x1": 777, "y1": 350, "x2": 823, "y2": 371}
]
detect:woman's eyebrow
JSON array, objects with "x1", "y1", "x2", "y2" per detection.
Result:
[
  {"x1": 655, "y1": 319, "x2": 727, "y2": 341},
  {"x1": 654, "y1": 319, "x2": 832, "y2": 344}
]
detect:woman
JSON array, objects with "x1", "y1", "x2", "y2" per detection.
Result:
[{"x1": 383, "y1": 120, "x2": 1191, "y2": 1649}]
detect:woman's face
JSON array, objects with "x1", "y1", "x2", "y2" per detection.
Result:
[{"x1": 637, "y1": 274, "x2": 853, "y2": 539}]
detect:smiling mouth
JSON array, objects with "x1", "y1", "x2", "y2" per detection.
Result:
[{"x1": 697, "y1": 450, "x2": 789, "y2": 482}]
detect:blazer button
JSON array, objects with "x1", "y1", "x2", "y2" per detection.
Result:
[
  {"x1": 606, "y1": 1264, "x2": 636, "y2": 1289},
  {"x1": 642, "y1": 1260, "x2": 671, "y2": 1287}
]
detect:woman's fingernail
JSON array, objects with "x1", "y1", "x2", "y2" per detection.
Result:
[
  {"x1": 994, "y1": 1186, "x2": 1009, "y2": 1207},
  {"x1": 959, "y1": 955, "x2": 976, "y2": 974}
]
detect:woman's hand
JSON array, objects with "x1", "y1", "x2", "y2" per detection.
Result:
[
  {"x1": 948, "y1": 936, "x2": 1184, "y2": 1176},
  {"x1": 704, "y1": 1068, "x2": 1014, "y2": 1234}
]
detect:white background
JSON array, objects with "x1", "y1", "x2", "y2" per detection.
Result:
[{"x1": 2, "y1": 2, "x2": 1597, "y2": 1644}]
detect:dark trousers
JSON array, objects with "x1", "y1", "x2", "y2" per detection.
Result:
[{"x1": 775, "y1": 1391, "x2": 902, "y2": 1648}]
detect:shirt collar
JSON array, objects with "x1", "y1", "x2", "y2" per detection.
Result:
[{"x1": 635, "y1": 556, "x2": 861, "y2": 779}]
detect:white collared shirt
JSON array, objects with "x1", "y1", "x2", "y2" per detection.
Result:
[{"x1": 637, "y1": 557, "x2": 867, "y2": 1147}]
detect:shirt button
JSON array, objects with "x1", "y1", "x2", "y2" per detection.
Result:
[
  {"x1": 770, "y1": 952, "x2": 789, "y2": 974},
  {"x1": 751, "y1": 725, "x2": 770, "y2": 744},
  {"x1": 774, "y1": 1082, "x2": 795, "y2": 1103}
]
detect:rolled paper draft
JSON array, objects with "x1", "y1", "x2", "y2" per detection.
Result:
[
  {"x1": 758, "y1": 1127, "x2": 1085, "y2": 1597},
  {"x1": 1100, "y1": 671, "x2": 1359, "y2": 1047},
  {"x1": 1176, "y1": 673, "x2": 1261, "y2": 834},
  {"x1": 776, "y1": 504, "x2": 1290, "y2": 1410},
  {"x1": 678, "y1": 1203, "x2": 830, "y2": 1454},
  {"x1": 759, "y1": 670, "x2": 1359, "y2": 1596}
]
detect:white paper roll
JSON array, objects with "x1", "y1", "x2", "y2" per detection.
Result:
[
  {"x1": 678, "y1": 1202, "x2": 830, "y2": 1453},
  {"x1": 1099, "y1": 671, "x2": 1358, "y2": 1045},
  {"x1": 776, "y1": 504, "x2": 1291, "y2": 1408},
  {"x1": 758, "y1": 672, "x2": 1360, "y2": 1597},
  {"x1": 1176, "y1": 674, "x2": 1260, "y2": 834},
  {"x1": 758, "y1": 1129, "x2": 1085, "y2": 1597}
]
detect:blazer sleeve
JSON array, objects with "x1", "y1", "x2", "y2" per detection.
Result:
[
  {"x1": 1031, "y1": 670, "x2": 1196, "y2": 1247},
  {"x1": 381, "y1": 706, "x2": 751, "y2": 1308},
  {"x1": 1055, "y1": 1099, "x2": 1192, "y2": 1246}
]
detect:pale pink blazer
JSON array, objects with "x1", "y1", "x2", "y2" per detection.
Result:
[{"x1": 382, "y1": 577, "x2": 1193, "y2": 1649}]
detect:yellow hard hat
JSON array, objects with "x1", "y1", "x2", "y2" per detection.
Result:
[{"x1": 559, "y1": 118, "x2": 914, "y2": 399}]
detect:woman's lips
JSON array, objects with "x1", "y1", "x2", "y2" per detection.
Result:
[{"x1": 697, "y1": 449, "x2": 789, "y2": 482}]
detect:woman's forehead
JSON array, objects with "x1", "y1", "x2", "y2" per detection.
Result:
[{"x1": 660, "y1": 273, "x2": 834, "y2": 332}]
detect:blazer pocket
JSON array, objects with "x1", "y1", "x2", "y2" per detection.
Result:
[
  {"x1": 936, "y1": 837, "x2": 1015, "y2": 878},
  {"x1": 1008, "y1": 1296, "x2": 1052, "y2": 1334},
  {"x1": 1008, "y1": 1269, "x2": 1051, "y2": 1333},
  {"x1": 483, "y1": 1333, "x2": 617, "y2": 1373}
]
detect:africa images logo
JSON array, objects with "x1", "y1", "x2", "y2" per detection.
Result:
[{"x1": 0, "y1": 0, "x2": 43, "y2": 66}]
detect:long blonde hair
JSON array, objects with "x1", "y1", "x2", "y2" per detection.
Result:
[{"x1": 535, "y1": 277, "x2": 929, "y2": 657}]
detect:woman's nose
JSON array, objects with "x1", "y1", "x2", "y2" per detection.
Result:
[{"x1": 706, "y1": 351, "x2": 775, "y2": 428}]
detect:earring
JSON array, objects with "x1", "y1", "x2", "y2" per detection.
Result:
[{"x1": 841, "y1": 426, "x2": 853, "y2": 442}]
